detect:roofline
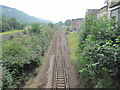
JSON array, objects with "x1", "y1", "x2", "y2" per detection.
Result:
[
  {"x1": 72, "y1": 18, "x2": 85, "y2": 20},
  {"x1": 100, "y1": 6, "x2": 108, "y2": 10},
  {"x1": 86, "y1": 9, "x2": 100, "y2": 12},
  {"x1": 109, "y1": 2, "x2": 120, "y2": 8}
]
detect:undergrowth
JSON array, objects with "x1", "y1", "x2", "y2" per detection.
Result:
[
  {"x1": 67, "y1": 32, "x2": 79, "y2": 63},
  {"x1": 2, "y1": 23, "x2": 56, "y2": 88}
]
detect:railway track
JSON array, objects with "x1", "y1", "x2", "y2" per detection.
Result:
[
  {"x1": 52, "y1": 31, "x2": 70, "y2": 89},
  {"x1": 52, "y1": 57, "x2": 69, "y2": 89},
  {"x1": 45, "y1": 29, "x2": 81, "y2": 89}
]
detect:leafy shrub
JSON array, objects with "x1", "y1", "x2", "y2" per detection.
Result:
[
  {"x1": 29, "y1": 23, "x2": 42, "y2": 34},
  {"x1": 2, "y1": 23, "x2": 55, "y2": 88},
  {"x1": 2, "y1": 41, "x2": 29, "y2": 87},
  {"x1": 77, "y1": 15, "x2": 120, "y2": 88}
]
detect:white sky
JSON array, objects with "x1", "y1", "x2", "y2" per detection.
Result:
[{"x1": 0, "y1": 0, "x2": 105, "y2": 23}]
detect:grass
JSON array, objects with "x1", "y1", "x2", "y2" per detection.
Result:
[
  {"x1": 67, "y1": 32, "x2": 79, "y2": 62},
  {"x1": 0, "y1": 30, "x2": 24, "y2": 35}
]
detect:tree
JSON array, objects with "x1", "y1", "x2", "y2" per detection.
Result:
[
  {"x1": 1, "y1": 17, "x2": 26, "y2": 32},
  {"x1": 2, "y1": 16, "x2": 10, "y2": 32},
  {"x1": 30, "y1": 23, "x2": 42, "y2": 34},
  {"x1": 65, "y1": 19, "x2": 71, "y2": 26},
  {"x1": 8, "y1": 17, "x2": 19, "y2": 29},
  {"x1": 48, "y1": 23, "x2": 54, "y2": 28}
]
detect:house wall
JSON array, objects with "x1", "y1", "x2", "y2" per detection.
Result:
[
  {"x1": 103, "y1": 0, "x2": 120, "y2": 21},
  {"x1": 119, "y1": 8, "x2": 120, "y2": 20},
  {"x1": 107, "y1": 0, "x2": 120, "y2": 7},
  {"x1": 71, "y1": 18, "x2": 84, "y2": 32},
  {"x1": 72, "y1": 19, "x2": 77, "y2": 31},
  {"x1": 110, "y1": 4, "x2": 120, "y2": 22},
  {"x1": 100, "y1": 6, "x2": 108, "y2": 13},
  {"x1": 97, "y1": 6, "x2": 109, "y2": 18},
  {"x1": 97, "y1": 12, "x2": 109, "y2": 18},
  {"x1": 111, "y1": 8, "x2": 119, "y2": 17}
]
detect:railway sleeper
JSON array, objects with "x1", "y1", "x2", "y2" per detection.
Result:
[
  {"x1": 57, "y1": 75, "x2": 64, "y2": 78},
  {"x1": 57, "y1": 77, "x2": 65, "y2": 79},
  {"x1": 58, "y1": 72, "x2": 64, "y2": 75},
  {"x1": 57, "y1": 80, "x2": 65, "y2": 84},
  {"x1": 57, "y1": 82, "x2": 65, "y2": 85},
  {"x1": 58, "y1": 73, "x2": 64, "y2": 75},
  {"x1": 57, "y1": 74, "x2": 64, "y2": 76},
  {"x1": 57, "y1": 79, "x2": 64, "y2": 81},
  {"x1": 58, "y1": 71, "x2": 64, "y2": 73},
  {"x1": 58, "y1": 72, "x2": 64, "y2": 74},
  {"x1": 57, "y1": 86, "x2": 65, "y2": 88},
  {"x1": 57, "y1": 83, "x2": 65, "y2": 87},
  {"x1": 58, "y1": 68, "x2": 63, "y2": 70}
]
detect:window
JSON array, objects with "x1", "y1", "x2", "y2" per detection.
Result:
[{"x1": 118, "y1": 8, "x2": 120, "y2": 21}]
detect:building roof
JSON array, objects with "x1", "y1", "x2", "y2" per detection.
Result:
[
  {"x1": 86, "y1": 9, "x2": 100, "y2": 15},
  {"x1": 107, "y1": 0, "x2": 120, "y2": 8},
  {"x1": 100, "y1": 6, "x2": 108, "y2": 10},
  {"x1": 72, "y1": 18, "x2": 84, "y2": 21}
]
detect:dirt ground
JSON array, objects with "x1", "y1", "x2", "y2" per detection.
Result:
[{"x1": 24, "y1": 28, "x2": 83, "y2": 88}]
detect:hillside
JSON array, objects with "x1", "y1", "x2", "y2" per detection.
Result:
[{"x1": 0, "y1": 5, "x2": 53, "y2": 23}]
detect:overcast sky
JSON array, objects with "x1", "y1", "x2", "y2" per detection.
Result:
[{"x1": 1, "y1": 0, "x2": 105, "y2": 23}]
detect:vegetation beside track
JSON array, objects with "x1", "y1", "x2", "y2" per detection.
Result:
[
  {"x1": 67, "y1": 15, "x2": 120, "y2": 88},
  {"x1": 67, "y1": 32, "x2": 79, "y2": 62},
  {"x1": 2, "y1": 23, "x2": 56, "y2": 88}
]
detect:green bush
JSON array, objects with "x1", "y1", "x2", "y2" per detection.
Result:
[
  {"x1": 2, "y1": 41, "x2": 28, "y2": 87},
  {"x1": 29, "y1": 23, "x2": 42, "y2": 34},
  {"x1": 77, "y1": 15, "x2": 120, "y2": 88},
  {"x1": 2, "y1": 23, "x2": 55, "y2": 88}
]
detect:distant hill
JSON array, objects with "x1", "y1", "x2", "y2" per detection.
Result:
[{"x1": 0, "y1": 5, "x2": 53, "y2": 23}]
